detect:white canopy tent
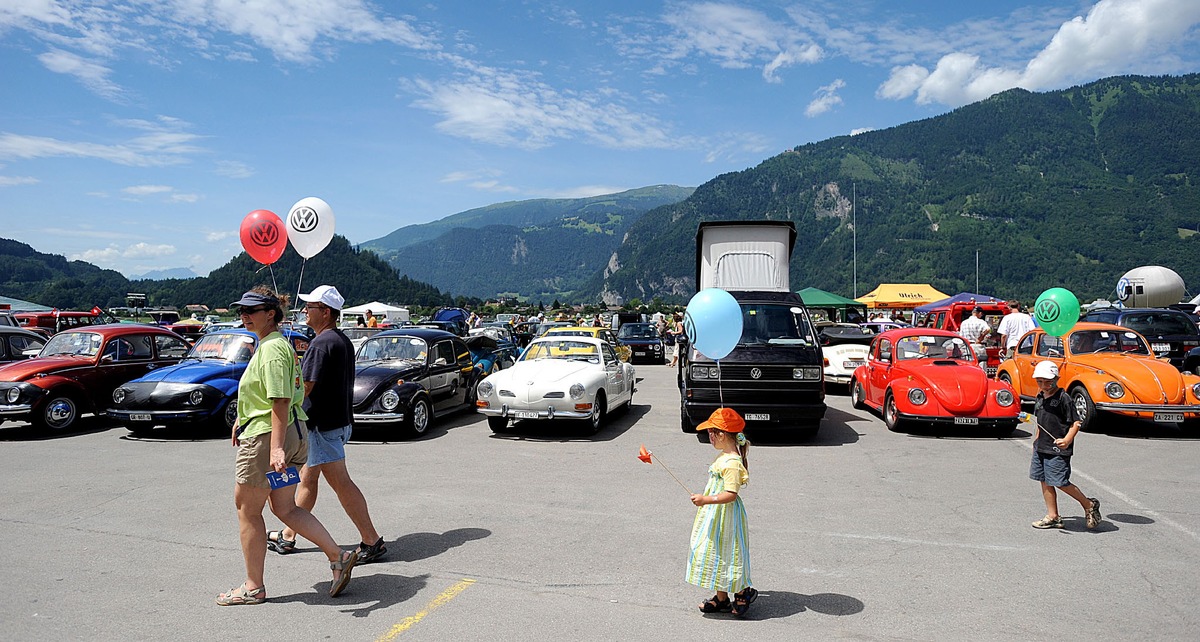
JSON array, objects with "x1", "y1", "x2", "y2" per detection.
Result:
[{"x1": 340, "y1": 301, "x2": 409, "y2": 325}]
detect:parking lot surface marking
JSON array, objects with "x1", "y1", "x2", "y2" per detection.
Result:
[{"x1": 376, "y1": 578, "x2": 475, "y2": 641}]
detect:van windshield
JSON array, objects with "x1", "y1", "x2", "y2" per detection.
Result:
[{"x1": 737, "y1": 304, "x2": 816, "y2": 346}]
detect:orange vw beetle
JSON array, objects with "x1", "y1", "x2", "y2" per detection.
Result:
[{"x1": 996, "y1": 322, "x2": 1200, "y2": 430}]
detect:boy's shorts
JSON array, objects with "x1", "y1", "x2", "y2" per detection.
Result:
[
  {"x1": 235, "y1": 423, "x2": 307, "y2": 488},
  {"x1": 307, "y1": 425, "x2": 352, "y2": 467},
  {"x1": 1029, "y1": 451, "x2": 1072, "y2": 487}
]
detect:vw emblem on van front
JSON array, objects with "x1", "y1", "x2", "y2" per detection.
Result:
[
  {"x1": 289, "y1": 206, "x2": 319, "y2": 232},
  {"x1": 750, "y1": 367, "x2": 762, "y2": 379}
]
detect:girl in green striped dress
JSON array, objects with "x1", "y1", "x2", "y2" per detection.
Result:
[{"x1": 687, "y1": 407, "x2": 757, "y2": 617}]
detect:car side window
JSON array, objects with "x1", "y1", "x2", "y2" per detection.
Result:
[
  {"x1": 601, "y1": 343, "x2": 618, "y2": 364},
  {"x1": 10, "y1": 336, "x2": 44, "y2": 356},
  {"x1": 1016, "y1": 333, "x2": 1035, "y2": 356},
  {"x1": 876, "y1": 338, "x2": 892, "y2": 361},
  {"x1": 452, "y1": 339, "x2": 472, "y2": 368},
  {"x1": 155, "y1": 335, "x2": 190, "y2": 359},
  {"x1": 433, "y1": 340, "x2": 455, "y2": 366},
  {"x1": 1036, "y1": 334, "x2": 1063, "y2": 357}
]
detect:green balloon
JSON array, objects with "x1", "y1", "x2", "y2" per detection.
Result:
[{"x1": 1034, "y1": 288, "x2": 1080, "y2": 337}]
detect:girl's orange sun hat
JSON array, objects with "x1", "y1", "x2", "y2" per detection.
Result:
[{"x1": 696, "y1": 407, "x2": 745, "y2": 433}]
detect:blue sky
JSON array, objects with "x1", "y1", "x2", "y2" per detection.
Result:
[{"x1": 2, "y1": 0, "x2": 1198, "y2": 278}]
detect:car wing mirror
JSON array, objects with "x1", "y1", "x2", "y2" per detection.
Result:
[{"x1": 880, "y1": 350, "x2": 891, "y2": 362}]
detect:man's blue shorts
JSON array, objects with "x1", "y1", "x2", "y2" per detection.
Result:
[
  {"x1": 307, "y1": 425, "x2": 352, "y2": 467},
  {"x1": 1030, "y1": 451, "x2": 1072, "y2": 487}
]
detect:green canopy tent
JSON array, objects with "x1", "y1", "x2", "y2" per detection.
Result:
[{"x1": 797, "y1": 287, "x2": 868, "y2": 323}]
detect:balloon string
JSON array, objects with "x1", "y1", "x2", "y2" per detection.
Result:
[
  {"x1": 268, "y1": 264, "x2": 279, "y2": 295},
  {"x1": 717, "y1": 360, "x2": 724, "y2": 407},
  {"x1": 295, "y1": 258, "x2": 307, "y2": 311}
]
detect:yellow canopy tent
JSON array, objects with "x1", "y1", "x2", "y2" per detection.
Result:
[{"x1": 855, "y1": 284, "x2": 950, "y2": 309}]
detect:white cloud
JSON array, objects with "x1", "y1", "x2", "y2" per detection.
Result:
[
  {"x1": 805, "y1": 79, "x2": 845, "y2": 117},
  {"x1": 468, "y1": 180, "x2": 519, "y2": 193},
  {"x1": 878, "y1": 0, "x2": 1200, "y2": 106},
  {"x1": 628, "y1": 2, "x2": 822, "y2": 82},
  {"x1": 0, "y1": 175, "x2": 39, "y2": 186},
  {"x1": 170, "y1": 192, "x2": 199, "y2": 203},
  {"x1": 850, "y1": 127, "x2": 875, "y2": 136},
  {"x1": 72, "y1": 241, "x2": 177, "y2": 265},
  {"x1": 37, "y1": 49, "x2": 124, "y2": 100},
  {"x1": 206, "y1": 230, "x2": 237, "y2": 242},
  {"x1": 215, "y1": 160, "x2": 254, "y2": 178},
  {"x1": 122, "y1": 184, "x2": 174, "y2": 196},
  {"x1": 702, "y1": 131, "x2": 772, "y2": 164},
  {"x1": 542, "y1": 185, "x2": 630, "y2": 199},
  {"x1": 124, "y1": 242, "x2": 176, "y2": 258},
  {"x1": 407, "y1": 64, "x2": 679, "y2": 150},
  {"x1": 0, "y1": 116, "x2": 204, "y2": 167}
]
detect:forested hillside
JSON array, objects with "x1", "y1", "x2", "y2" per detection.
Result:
[
  {"x1": 594, "y1": 74, "x2": 1200, "y2": 304},
  {"x1": 363, "y1": 185, "x2": 694, "y2": 299},
  {"x1": 0, "y1": 236, "x2": 449, "y2": 310}
]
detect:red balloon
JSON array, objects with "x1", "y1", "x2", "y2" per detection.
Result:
[{"x1": 239, "y1": 209, "x2": 288, "y2": 265}]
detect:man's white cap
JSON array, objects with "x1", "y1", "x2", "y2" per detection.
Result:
[
  {"x1": 1033, "y1": 361, "x2": 1059, "y2": 380},
  {"x1": 299, "y1": 285, "x2": 344, "y2": 311}
]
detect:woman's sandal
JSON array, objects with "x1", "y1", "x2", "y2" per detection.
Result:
[
  {"x1": 329, "y1": 549, "x2": 359, "y2": 597},
  {"x1": 698, "y1": 594, "x2": 732, "y2": 613},
  {"x1": 731, "y1": 587, "x2": 758, "y2": 618},
  {"x1": 216, "y1": 583, "x2": 266, "y2": 606},
  {"x1": 266, "y1": 530, "x2": 296, "y2": 555}
]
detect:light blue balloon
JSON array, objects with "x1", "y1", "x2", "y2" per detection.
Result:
[{"x1": 684, "y1": 288, "x2": 743, "y2": 360}]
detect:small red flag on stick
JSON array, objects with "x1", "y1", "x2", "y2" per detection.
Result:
[{"x1": 637, "y1": 444, "x2": 691, "y2": 494}]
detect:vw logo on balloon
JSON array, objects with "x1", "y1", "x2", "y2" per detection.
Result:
[{"x1": 289, "y1": 206, "x2": 319, "y2": 233}]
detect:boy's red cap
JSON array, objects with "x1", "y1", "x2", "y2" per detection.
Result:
[{"x1": 696, "y1": 407, "x2": 745, "y2": 433}]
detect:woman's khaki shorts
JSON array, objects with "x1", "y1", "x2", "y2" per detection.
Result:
[{"x1": 235, "y1": 423, "x2": 308, "y2": 489}]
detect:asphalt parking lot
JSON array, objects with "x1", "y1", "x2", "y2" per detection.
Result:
[{"x1": 2, "y1": 364, "x2": 1199, "y2": 641}]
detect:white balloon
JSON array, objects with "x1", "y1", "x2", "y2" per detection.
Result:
[{"x1": 286, "y1": 196, "x2": 336, "y2": 258}]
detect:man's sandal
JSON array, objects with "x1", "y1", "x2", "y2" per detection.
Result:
[
  {"x1": 329, "y1": 549, "x2": 359, "y2": 597},
  {"x1": 732, "y1": 587, "x2": 758, "y2": 618},
  {"x1": 216, "y1": 583, "x2": 266, "y2": 606},
  {"x1": 266, "y1": 530, "x2": 296, "y2": 555},
  {"x1": 698, "y1": 595, "x2": 732, "y2": 613},
  {"x1": 356, "y1": 537, "x2": 388, "y2": 564}
]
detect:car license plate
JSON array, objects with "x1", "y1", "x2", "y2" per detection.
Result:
[
  {"x1": 847, "y1": 360, "x2": 865, "y2": 368},
  {"x1": 1151, "y1": 343, "x2": 1170, "y2": 353},
  {"x1": 1153, "y1": 412, "x2": 1184, "y2": 423},
  {"x1": 954, "y1": 417, "x2": 979, "y2": 425},
  {"x1": 744, "y1": 413, "x2": 769, "y2": 421},
  {"x1": 131, "y1": 413, "x2": 152, "y2": 421},
  {"x1": 514, "y1": 411, "x2": 539, "y2": 419}
]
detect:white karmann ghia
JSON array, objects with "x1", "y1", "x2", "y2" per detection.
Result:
[{"x1": 475, "y1": 336, "x2": 636, "y2": 434}]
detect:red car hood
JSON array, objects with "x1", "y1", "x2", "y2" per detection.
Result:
[
  {"x1": 1071, "y1": 354, "x2": 1187, "y2": 404},
  {"x1": 0, "y1": 355, "x2": 91, "y2": 382},
  {"x1": 895, "y1": 360, "x2": 991, "y2": 413}
]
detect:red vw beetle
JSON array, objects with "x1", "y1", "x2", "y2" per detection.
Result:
[{"x1": 850, "y1": 328, "x2": 1020, "y2": 434}]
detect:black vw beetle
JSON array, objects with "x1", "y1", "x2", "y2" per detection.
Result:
[{"x1": 352, "y1": 328, "x2": 476, "y2": 438}]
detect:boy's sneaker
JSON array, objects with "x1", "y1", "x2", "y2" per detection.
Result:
[
  {"x1": 1031, "y1": 516, "x2": 1063, "y2": 529},
  {"x1": 356, "y1": 538, "x2": 388, "y2": 564},
  {"x1": 1086, "y1": 498, "x2": 1102, "y2": 529}
]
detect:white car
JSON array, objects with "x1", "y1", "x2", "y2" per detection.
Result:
[
  {"x1": 475, "y1": 336, "x2": 636, "y2": 434},
  {"x1": 822, "y1": 343, "x2": 870, "y2": 385}
]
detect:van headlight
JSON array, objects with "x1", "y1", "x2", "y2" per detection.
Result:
[
  {"x1": 792, "y1": 367, "x2": 821, "y2": 380},
  {"x1": 691, "y1": 365, "x2": 719, "y2": 379},
  {"x1": 1104, "y1": 382, "x2": 1124, "y2": 399},
  {"x1": 908, "y1": 389, "x2": 927, "y2": 405},
  {"x1": 380, "y1": 389, "x2": 400, "y2": 411},
  {"x1": 996, "y1": 389, "x2": 1014, "y2": 406},
  {"x1": 477, "y1": 380, "x2": 494, "y2": 397}
]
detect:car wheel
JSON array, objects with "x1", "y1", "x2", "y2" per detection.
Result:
[
  {"x1": 35, "y1": 393, "x2": 81, "y2": 431},
  {"x1": 487, "y1": 416, "x2": 510, "y2": 433},
  {"x1": 403, "y1": 396, "x2": 432, "y2": 438},
  {"x1": 851, "y1": 379, "x2": 867, "y2": 409},
  {"x1": 216, "y1": 395, "x2": 238, "y2": 432},
  {"x1": 1069, "y1": 385, "x2": 1098, "y2": 432},
  {"x1": 587, "y1": 392, "x2": 607, "y2": 434},
  {"x1": 883, "y1": 392, "x2": 904, "y2": 433},
  {"x1": 681, "y1": 405, "x2": 697, "y2": 434},
  {"x1": 997, "y1": 371, "x2": 1014, "y2": 389}
]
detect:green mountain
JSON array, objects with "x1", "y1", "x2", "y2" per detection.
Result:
[
  {"x1": 594, "y1": 73, "x2": 1200, "y2": 305},
  {"x1": 0, "y1": 236, "x2": 449, "y2": 311},
  {"x1": 362, "y1": 185, "x2": 694, "y2": 300}
]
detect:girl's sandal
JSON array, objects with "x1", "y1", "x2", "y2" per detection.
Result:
[
  {"x1": 216, "y1": 583, "x2": 266, "y2": 606},
  {"x1": 329, "y1": 549, "x2": 359, "y2": 597},
  {"x1": 266, "y1": 530, "x2": 296, "y2": 555},
  {"x1": 698, "y1": 595, "x2": 732, "y2": 613},
  {"x1": 731, "y1": 587, "x2": 758, "y2": 618}
]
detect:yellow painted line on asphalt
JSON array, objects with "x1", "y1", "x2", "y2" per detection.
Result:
[{"x1": 376, "y1": 578, "x2": 476, "y2": 641}]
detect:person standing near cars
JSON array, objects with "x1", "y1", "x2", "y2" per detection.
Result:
[
  {"x1": 268, "y1": 286, "x2": 387, "y2": 564},
  {"x1": 997, "y1": 300, "x2": 1035, "y2": 358},
  {"x1": 958, "y1": 306, "x2": 991, "y2": 357},
  {"x1": 218, "y1": 287, "x2": 357, "y2": 606},
  {"x1": 1029, "y1": 361, "x2": 1102, "y2": 530}
]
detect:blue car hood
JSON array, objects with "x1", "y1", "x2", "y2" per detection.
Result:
[{"x1": 131, "y1": 358, "x2": 246, "y2": 386}]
